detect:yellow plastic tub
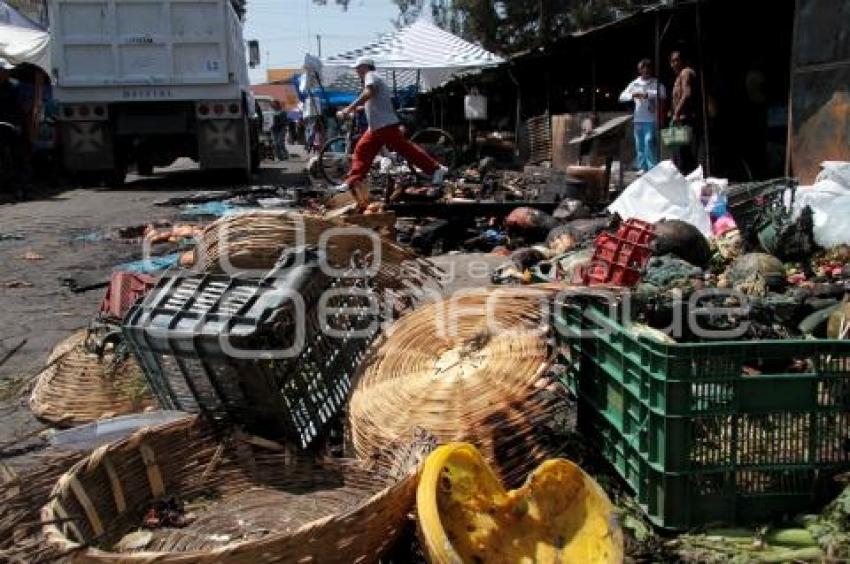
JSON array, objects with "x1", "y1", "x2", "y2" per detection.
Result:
[{"x1": 417, "y1": 443, "x2": 623, "y2": 564}]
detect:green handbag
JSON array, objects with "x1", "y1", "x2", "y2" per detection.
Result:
[{"x1": 661, "y1": 125, "x2": 693, "y2": 147}]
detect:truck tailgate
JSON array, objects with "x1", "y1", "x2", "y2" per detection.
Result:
[{"x1": 51, "y1": 0, "x2": 231, "y2": 86}]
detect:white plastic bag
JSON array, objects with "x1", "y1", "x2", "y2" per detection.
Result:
[
  {"x1": 608, "y1": 160, "x2": 712, "y2": 237},
  {"x1": 793, "y1": 163, "x2": 850, "y2": 247},
  {"x1": 815, "y1": 161, "x2": 850, "y2": 188}
]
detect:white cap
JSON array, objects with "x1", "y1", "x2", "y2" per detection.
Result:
[
  {"x1": 354, "y1": 56, "x2": 375, "y2": 69},
  {"x1": 0, "y1": 58, "x2": 14, "y2": 71}
]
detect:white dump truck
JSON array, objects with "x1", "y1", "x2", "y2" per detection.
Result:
[{"x1": 49, "y1": 0, "x2": 260, "y2": 183}]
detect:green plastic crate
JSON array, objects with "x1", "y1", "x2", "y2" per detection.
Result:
[{"x1": 555, "y1": 303, "x2": 850, "y2": 529}]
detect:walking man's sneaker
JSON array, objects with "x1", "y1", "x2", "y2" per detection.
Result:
[{"x1": 432, "y1": 166, "x2": 449, "y2": 186}]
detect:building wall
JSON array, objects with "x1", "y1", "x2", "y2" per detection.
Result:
[{"x1": 790, "y1": 0, "x2": 850, "y2": 183}]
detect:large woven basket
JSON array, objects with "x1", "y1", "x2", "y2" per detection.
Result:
[
  {"x1": 193, "y1": 211, "x2": 439, "y2": 292},
  {"x1": 0, "y1": 451, "x2": 86, "y2": 563},
  {"x1": 29, "y1": 330, "x2": 153, "y2": 428},
  {"x1": 349, "y1": 287, "x2": 563, "y2": 485},
  {"x1": 41, "y1": 416, "x2": 424, "y2": 563}
]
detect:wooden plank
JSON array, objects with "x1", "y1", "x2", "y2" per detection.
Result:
[{"x1": 551, "y1": 114, "x2": 578, "y2": 172}]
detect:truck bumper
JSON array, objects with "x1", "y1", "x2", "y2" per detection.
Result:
[{"x1": 60, "y1": 121, "x2": 114, "y2": 171}]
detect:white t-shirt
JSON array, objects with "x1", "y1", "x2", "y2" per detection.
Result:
[
  {"x1": 619, "y1": 76, "x2": 666, "y2": 123},
  {"x1": 364, "y1": 71, "x2": 398, "y2": 131},
  {"x1": 298, "y1": 73, "x2": 322, "y2": 119}
]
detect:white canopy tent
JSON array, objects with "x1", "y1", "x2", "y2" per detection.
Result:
[
  {"x1": 0, "y1": 0, "x2": 42, "y2": 29},
  {"x1": 0, "y1": 23, "x2": 49, "y2": 74},
  {"x1": 322, "y1": 19, "x2": 504, "y2": 91},
  {"x1": 0, "y1": 1, "x2": 49, "y2": 74}
]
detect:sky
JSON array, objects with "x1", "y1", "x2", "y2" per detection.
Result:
[{"x1": 243, "y1": 0, "x2": 400, "y2": 84}]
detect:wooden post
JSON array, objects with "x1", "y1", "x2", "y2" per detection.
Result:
[
  {"x1": 655, "y1": 11, "x2": 662, "y2": 164},
  {"x1": 695, "y1": 0, "x2": 711, "y2": 175},
  {"x1": 591, "y1": 59, "x2": 597, "y2": 113},
  {"x1": 785, "y1": 0, "x2": 800, "y2": 177},
  {"x1": 508, "y1": 67, "x2": 522, "y2": 158}
]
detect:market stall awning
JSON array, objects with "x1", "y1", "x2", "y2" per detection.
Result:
[
  {"x1": 0, "y1": 0, "x2": 44, "y2": 29},
  {"x1": 0, "y1": 22, "x2": 49, "y2": 74},
  {"x1": 322, "y1": 19, "x2": 504, "y2": 90}
]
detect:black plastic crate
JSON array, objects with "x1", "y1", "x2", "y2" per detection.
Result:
[
  {"x1": 123, "y1": 247, "x2": 378, "y2": 447},
  {"x1": 726, "y1": 178, "x2": 797, "y2": 236}
]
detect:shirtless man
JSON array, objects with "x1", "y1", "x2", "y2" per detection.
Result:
[{"x1": 669, "y1": 50, "x2": 700, "y2": 174}]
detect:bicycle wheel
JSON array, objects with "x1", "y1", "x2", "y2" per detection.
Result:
[
  {"x1": 319, "y1": 136, "x2": 351, "y2": 185},
  {"x1": 410, "y1": 127, "x2": 458, "y2": 171}
]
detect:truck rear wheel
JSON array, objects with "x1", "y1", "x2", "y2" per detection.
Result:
[
  {"x1": 105, "y1": 165, "x2": 126, "y2": 187},
  {"x1": 250, "y1": 144, "x2": 260, "y2": 173},
  {"x1": 137, "y1": 160, "x2": 154, "y2": 176}
]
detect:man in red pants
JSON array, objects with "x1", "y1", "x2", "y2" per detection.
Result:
[{"x1": 335, "y1": 57, "x2": 447, "y2": 209}]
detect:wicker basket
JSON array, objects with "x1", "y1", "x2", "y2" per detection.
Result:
[
  {"x1": 29, "y1": 330, "x2": 153, "y2": 428},
  {"x1": 41, "y1": 416, "x2": 425, "y2": 563},
  {"x1": 193, "y1": 211, "x2": 439, "y2": 293},
  {"x1": 349, "y1": 287, "x2": 563, "y2": 485},
  {"x1": 0, "y1": 451, "x2": 86, "y2": 563}
]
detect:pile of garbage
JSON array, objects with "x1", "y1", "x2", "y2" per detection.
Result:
[
  {"x1": 494, "y1": 160, "x2": 850, "y2": 342},
  {"x1": 6, "y1": 161, "x2": 850, "y2": 563}
]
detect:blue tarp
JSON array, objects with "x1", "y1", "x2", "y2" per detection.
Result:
[{"x1": 114, "y1": 253, "x2": 181, "y2": 274}]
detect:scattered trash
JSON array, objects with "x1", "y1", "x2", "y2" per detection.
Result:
[
  {"x1": 608, "y1": 160, "x2": 712, "y2": 237},
  {"x1": 0, "y1": 338, "x2": 27, "y2": 369},
  {"x1": 179, "y1": 200, "x2": 239, "y2": 218},
  {"x1": 510, "y1": 246, "x2": 548, "y2": 270},
  {"x1": 505, "y1": 206, "x2": 558, "y2": 244},
  {"x1": 153, "y1": 186, "x2": 283, "y2": 207},
  {"x1": 72, "y1": 230, "x2": 107, "y2": 242},
  {"x1": 546, "y1": 224, "x2": 579, "y2": 255},
  {"x1": 47, "y1": 411, "x2": 190, "y2": 450},
  {"x1": 60, "y1": 277, "x2": 110, "y2": 293},
  {"x1": 584, "y1": 218, "x2": 655, "y2": 286},
  {"x1": 1, "y1": 280, "x2": 33, "y2": 288},
  {"x1": 113, "y1": 253, "x2": 183, "y2": 274},
  {"x1": 642, "y1": 255, "x2": 704, "y2": 289},
  {"x1": 143, "y1": 223, "x2": 202, "y2": 245},
  {"x1": 114, "y1": 531, "x2": 154, "y2": 552},
  {"x1": 651, "y1": 218, "x2": 711, "y2": 267},
  {"x1": 417, "y1": 442, "x2": 623, "y2": 564},
  {"x1": 142, "y1": 497, "x2": 196, "y2": 529},
  {"x1": 793, "y1": 171, "x2": 850, "y2": 248},
  {"x1": 98, "y1": 271, "x2": 158, "y2": 320},
  {"x1": 17, "y1": 251, "x2": 44, "y2": 261},
  {"x1": 552, "y1": 198, "x2": 591, "y2": 221},
  {"x1": 726, "y1": 253, "x2": 787, "y2": 294}
]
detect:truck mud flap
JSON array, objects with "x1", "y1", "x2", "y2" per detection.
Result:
[
  {"x1": 198, "y1": 118, "x2": 250, "y2": 170},
  {"x1": 61, "y1": 121, "x2": 115, "y2": 170}
]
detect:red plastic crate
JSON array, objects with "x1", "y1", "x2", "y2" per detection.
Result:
[
  {"x1": 616, "y1": 218, "x2": 655, "y2": 244},
  {"x1": 584, "y1": 219, "x2": 655, "y2": 286},
  {"x1": 99, "y1": 272, "x2": 157, "y2": 320}
]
